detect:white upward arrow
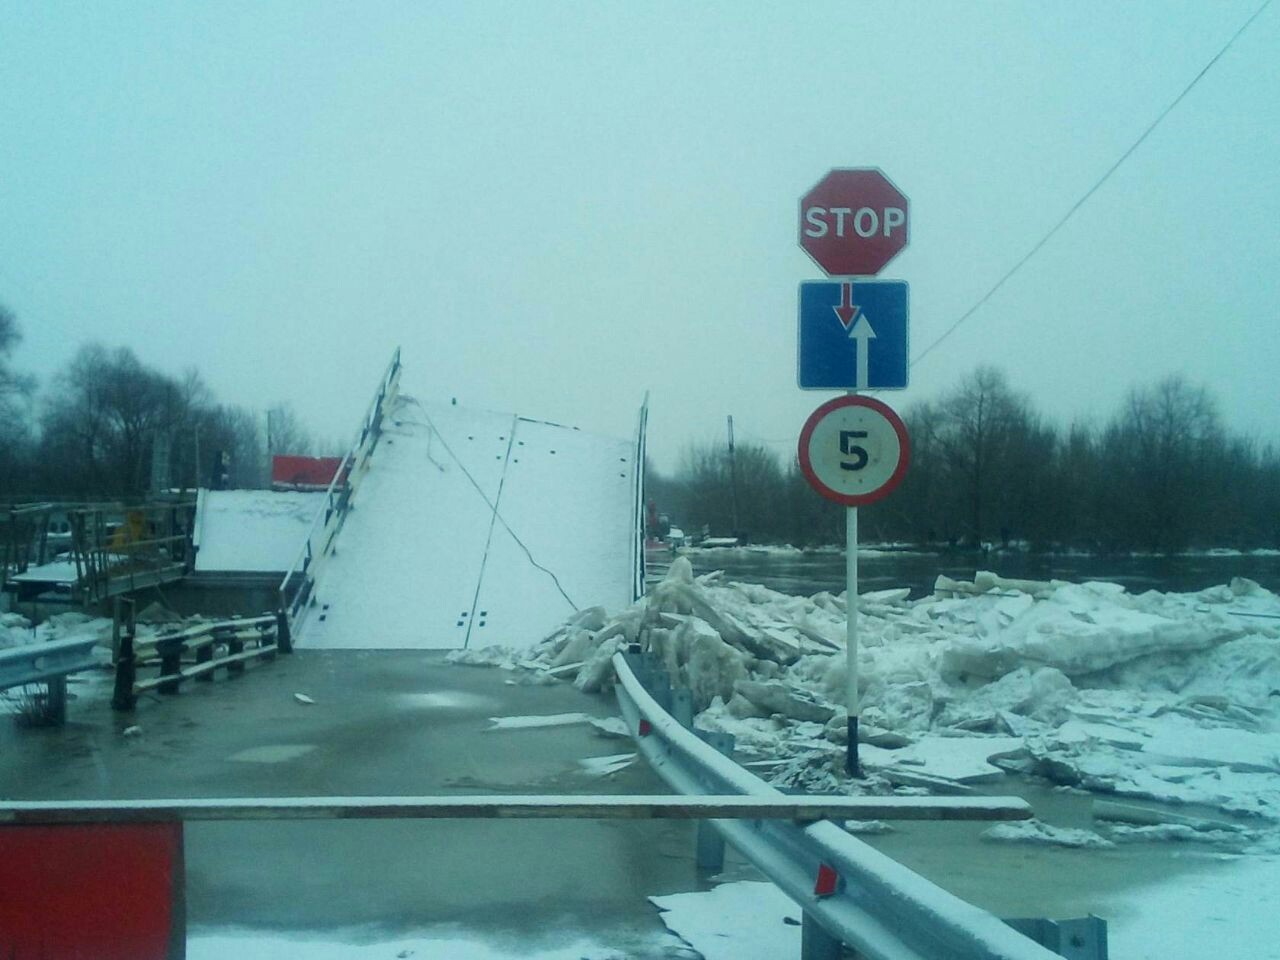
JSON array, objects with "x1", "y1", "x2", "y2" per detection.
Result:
[{"x1": 848, "y1": 311, "x2": 877, "y2": 389}]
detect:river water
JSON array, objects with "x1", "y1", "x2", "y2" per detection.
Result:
[{"x1": 683, "y1": 546, "x2": 1280, "y2": 599}]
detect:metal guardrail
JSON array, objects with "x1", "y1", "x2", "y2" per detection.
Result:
[
  {"x1": 0, "y1": 637, "x2": 99, "y2": 692},
  {"x1": 279, "y1": 347, "x2": 402, "y2": 628},
  {"x1": 0, "y1": 636, "x2": 100, "y2": 725},
  {"x1": 612, "y1": 650, "x2": 1062, "y2": 960}
]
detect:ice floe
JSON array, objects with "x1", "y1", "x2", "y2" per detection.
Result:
[{"x1": 456, "y1": 558, "x2": 1280, "y2": 831}]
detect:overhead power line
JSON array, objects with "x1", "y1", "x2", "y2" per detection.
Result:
[{"x1": 911, "y1": 0, "x2": 1274, "y2": 368}]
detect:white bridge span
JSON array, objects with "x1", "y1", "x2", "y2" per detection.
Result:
[{"x1": 296, "y1": 390, "x2": 641, "y2": 651}]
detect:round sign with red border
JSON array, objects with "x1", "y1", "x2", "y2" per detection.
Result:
[{"x1": 798, "y1": 395, "x2": 910, "y2": 506}]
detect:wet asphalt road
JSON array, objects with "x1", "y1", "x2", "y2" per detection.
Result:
[{"x1": 0, "y1": 651, "x2": 711, "y2": 945}]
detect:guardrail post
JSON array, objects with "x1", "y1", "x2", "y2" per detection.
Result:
[
  {"x1": 671, "y1": 688, "x2": 694, "y2": 728},
  {"x1": 1005, "y1": 917, "x2": 1108, "y2": 959},
  {"x1": 276, "y1": 610, "x2": 292, "y2": 654},
  {"x1": 46, "y1": 675, "x2": 68, "y2": 726},
  {"x1": 156, "y1": 638, "x2": 183, "y2": 695},
  {"x1": 801, "y1": 913, "x2": 842, "y2": 960},
  {"x1": 112, "y1": 631, "x2": 137, "y2": 711},
  {"x1": 693, "y1": 729, "x2": 736, "y2": 872}
]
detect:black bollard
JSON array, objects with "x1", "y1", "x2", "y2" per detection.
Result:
[
  {"x1": 276, "y1": 610, "x2": 293, "y2": 654},
  {"x1": 112, "y1": 633, "x2": 137, "y2": 711}
]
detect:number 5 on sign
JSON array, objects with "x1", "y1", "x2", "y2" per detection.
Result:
[
  {"x1": 839, "y1": 430, "x2": 869, "y2": 471},
  {"x1": 799, "y1": 396, "x2": 909, "y2": 505}
]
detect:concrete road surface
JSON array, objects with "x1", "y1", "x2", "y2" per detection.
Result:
[{"x1": 0, "y1": 651, "x2": 715, "y2": 950}]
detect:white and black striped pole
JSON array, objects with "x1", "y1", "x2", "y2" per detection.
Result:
[
  {"x1": 797, "y1": 394, "x2": 909, "y2": 779},
  {"x1": 846, "y1": 500, "x2": 860, "y2": 777}
]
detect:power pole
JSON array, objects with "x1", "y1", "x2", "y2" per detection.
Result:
[{"x1": 727, "y1": 415, "x2": 740, "y2": 539}]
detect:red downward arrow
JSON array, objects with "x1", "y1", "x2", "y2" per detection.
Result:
[{"x1": 833, "y1": 283, "x2": 858, "y2": 329}]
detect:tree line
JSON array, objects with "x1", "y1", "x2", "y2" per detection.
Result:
[
  {"x1": 649, "y1": 366, "x2": 1280, "y2": 554},
  {"x1": 0, "y1": 305, "x2": 325, "y2": 499}
]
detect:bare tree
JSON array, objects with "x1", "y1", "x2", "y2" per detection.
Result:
[
  {"x1": 931, "y1": 367, "x2": 1044, "y2": 545},
  {"x1": 1099, "y1": 374, "x2": 1222, "y2": 552},
  {"x1": 38, "y1": 345, "x2": 188, "y2": 495},
  {"x1": 266, "y1": 403, "x2": 314, "y2": 457},
  {"x1": 0, "y1": 305, "x2": 35, "y2": 495}
]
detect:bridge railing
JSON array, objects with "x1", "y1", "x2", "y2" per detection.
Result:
[
  {"x1": 1, "y1": 503, "x2": 61, "y2": 581},
  {"x1": 111, "y1": 611, "x2": 285, "y2": 710},
  {"x1": 612, "y1": 649, "x2": 1065, "y2": 960},
  {"x1": 630, "y1": 393, "x2": 649, "y2": 602},
  {"x1": 59, "y1": 501, "x2": 197, "y2": 605},
  {"x1": 278, "y1": 347, "x2": 402, "y2": 629}
]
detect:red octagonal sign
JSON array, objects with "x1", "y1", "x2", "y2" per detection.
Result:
[{"x1": 799, "y1": 169, "x2": 909, "y2": 277}]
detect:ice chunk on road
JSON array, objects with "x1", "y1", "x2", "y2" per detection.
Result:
[
  {"x1": 486, "y1": 713, "x2": 593, "y2": 730},
  {"x1": 649, "y1": 882, "x2": 800, "y2": 960},
  {"x1": 578, "y1": 753, "x2": 636, "y2": 777}
]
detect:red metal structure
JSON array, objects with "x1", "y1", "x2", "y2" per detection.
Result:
[{"x1": 271, "y1": 455, "x2": 346, "y2": 491}]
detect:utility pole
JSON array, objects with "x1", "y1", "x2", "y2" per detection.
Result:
[{"x1": 726, "y1": 415, "x2": 740, "y2": 539}]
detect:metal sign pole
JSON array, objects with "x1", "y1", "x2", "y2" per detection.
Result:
[{"x1": 847, "y1": 503, "x2": 860, "y2": 777}]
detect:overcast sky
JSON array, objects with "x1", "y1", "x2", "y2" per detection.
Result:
[{"x1": 2, "y1": 1, "x2": 1276, "y2": 471}]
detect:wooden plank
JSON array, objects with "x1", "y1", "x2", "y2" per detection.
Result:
[
  {"x1": 134, "y1": 624, "x2": 274, "y2": 660},
  {"x1": 132, "y1": 644, "x2": 277, "y2": 693},
  {"x1": 0, "y1": 794, "x2": 1033, "y2": 825}
]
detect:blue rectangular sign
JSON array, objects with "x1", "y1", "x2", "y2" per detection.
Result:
[{"x1": 797, "y1": 280, "x2": 909, "y2": 390}]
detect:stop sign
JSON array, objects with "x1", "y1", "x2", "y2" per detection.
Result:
[{"x1": 799, "y1": 169, "x2": 909, "y2": 276}]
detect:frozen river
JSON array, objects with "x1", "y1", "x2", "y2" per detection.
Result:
[{"x1": 684, "y1": 545, "x2": 1280, "y2": 599}]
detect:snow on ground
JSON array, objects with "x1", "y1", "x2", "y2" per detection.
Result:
[
  {"x1": 1108, "y1": 854, "x2": 1280, "y2": 959},
  {"x1": 649, "y1": 864, "x2": 1280, "y2": 960},
  {"x1": 457, "y1": 558, "x2": 1280, "y2": 829},
  {"x1": 193, "y1": 489, "x2": 325, "y2": 573},
  {"x1": 188, "y1": 928, "x2": 672, "y2": 960},
  {"x1": 0, "y1": 611, "x2": 113, "y2": 653},
  {"x1": 649, "y1": 882, "x2": 799, "y2": 960},
  {"x1": 486, "y1": 712, "x2": 596, "y2": 730}
]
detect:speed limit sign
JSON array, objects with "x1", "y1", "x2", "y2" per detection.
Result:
[{"x1": 798, "y1": 395, "x2": 910, "y2": 506}]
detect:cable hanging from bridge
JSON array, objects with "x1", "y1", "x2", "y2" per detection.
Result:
[
  {"x1": 404, "y1": 400, "x2": 580, "y2": 612},
  {"x1": 910, "y1": 0, "x2": 1274, "y2": 369}
]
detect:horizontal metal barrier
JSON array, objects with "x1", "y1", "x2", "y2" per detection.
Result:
[
  {"x1": 0, "y1": 793, "x2": 1032, "y2": 826},
  {"x1": 0, "y1": 636, "x2": 100, "y2": 725},
  {"x1": 0, "y1": 637, "x2": 99, "y2": 692},
  {"x1": 613, "y1": 650, "x2": 1061, "y2": 960}
]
